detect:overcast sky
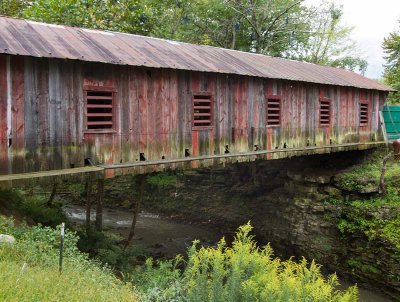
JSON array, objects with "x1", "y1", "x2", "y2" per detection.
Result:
[{"x1": 303, "y1": 0, "x2": 400, "y2": 79}]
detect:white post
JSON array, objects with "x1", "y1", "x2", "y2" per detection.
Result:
[{"x1": 59, "y1": 222, "x2": 65, "y2": 274}]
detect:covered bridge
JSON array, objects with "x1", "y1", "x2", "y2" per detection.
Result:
[{"x1": 0, "y1": 16, "x2": 394, "y2": 178}]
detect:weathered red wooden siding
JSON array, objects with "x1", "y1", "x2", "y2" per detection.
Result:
[
  {"x1": 0, "y1": 56, "x2": 8, "y2": 174},
  {"x1": 0, "y1": 54, "x2": 387, "y2": 177},
  {"x1": 10, "y1": 56, "x2": 25, "y2": 173}
]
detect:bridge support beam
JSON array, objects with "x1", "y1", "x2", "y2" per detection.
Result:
[
  {"x1": 46, "y1": 180, "x2": 58, "y2": 207},
  {"x1": 85, "y1": 175, "x2": 93, "y2": 233},
  {"x1": 95, "y1": 178, "x2": 104, "y2": 231},
  {"x1": 125, "y1": 174, "x2": 146, "y2": 249}
]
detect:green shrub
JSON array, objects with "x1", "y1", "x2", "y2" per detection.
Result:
[
  {"x1": 346, "y1": 259, "x2": 380, "y2": 275},
  {"x1": 78, "y1": 228, "x2": 147, "y2": 272},
  {"x1": 0, "y1": 188, "x2": 68, "y2": 227},
  {"x1": 335, "y1": 150, "x2": 400, "y2": 192},
  {"x1": 132, "y1": 257, "x2": 185, "y2": 301},
  {"x1": 0, "y1": 188, "x2": 23, "y2": 205},
  {"x1": 18, "y1": 195, "x2": 67, "y2": 226},
  {"x1": 337, "y1": 199, "x2": 400, "y2": 250},
  {"x1": 132, "y1": 223, "x2": 358, "y2": 302},
  {"x1": 147, "y1": 173, "x2": 177, "y2": 188}
]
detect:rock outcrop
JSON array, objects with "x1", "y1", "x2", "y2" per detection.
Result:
[{"x1": 0, "y1": 234, "x2": 15, "y2": 245}]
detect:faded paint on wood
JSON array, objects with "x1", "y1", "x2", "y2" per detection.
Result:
[
  {"x1": 11, "y1": 56, "x2": 25, "y2": 173},
  {"x1": 0, "y1": 56, "x2": 7, "y2": 174},
  {"x1": 0, "y1": 54, "x2": 388, "y2": 177}
]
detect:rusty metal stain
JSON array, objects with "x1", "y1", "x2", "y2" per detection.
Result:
[{"x1": 0, "y1": 16, "x2": 394, "y2": 92}]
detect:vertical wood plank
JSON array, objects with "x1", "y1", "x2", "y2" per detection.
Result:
[
  {"x1": 72, "y1": 61, "x2": 84, "y2": 167},
  {"x1": 11, "y1": 56, "x2": 25, "y2": 173},
  {"x1": 48, "y1": 59, "x2": 63, "y2": 169},
  {"x1": 139, "y1": 69, "x2": 149, "y2": 161},
  {"x1": 24, "y1": 59, "x2": 39, "y2": 172},
  {"x1": 0, "y1": 55, "x2": 8, "y2": 174}
]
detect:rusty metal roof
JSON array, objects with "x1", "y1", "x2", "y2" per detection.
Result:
[{"x1": 0, "y1": 16, "x2": 394, "y2": 91}]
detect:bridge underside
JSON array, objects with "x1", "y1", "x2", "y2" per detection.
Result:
[{"x1": 0, "y1": 141, "x2": 383, "y2": 184}]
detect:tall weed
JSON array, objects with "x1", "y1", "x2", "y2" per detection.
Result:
[{"x1": 133, "y1": 223, "x2": 358, "y2": 302}]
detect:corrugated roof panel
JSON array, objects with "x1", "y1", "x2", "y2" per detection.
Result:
[{"x1": 0, "y1": 16, "x2": 394, "y2": 92}]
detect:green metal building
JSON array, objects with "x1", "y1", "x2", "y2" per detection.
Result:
[{"x1": 382, "y1": 106, "x2": 400, "y2": 141}]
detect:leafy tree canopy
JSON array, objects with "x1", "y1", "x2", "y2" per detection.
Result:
[
  {"x1": 383, "y1": 21, "x2": 400, "y2": 104},
  {"x1": 1, "y1": 0, "x2": 367, "y2": 73},
  {"x1": 0, "y1": 0, "x2": 28, "y2": 16}
]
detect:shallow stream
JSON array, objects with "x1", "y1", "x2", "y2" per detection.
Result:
[
  {"x1": 63, "y1": 205, "x2": 392, "y2": 302},
  {"x1": 64, "y1": 205, "x2": 221, "y2": 258}
]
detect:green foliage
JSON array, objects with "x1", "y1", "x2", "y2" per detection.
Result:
[
  {"x1": 294, "y1": 1, "x2": 367, "y2": 73},
  {"x1": 0, "y1": 188, "x2": 23, "y2": 211},
  {"x1": 78, "y1": 228, "x2": 147, "y2": 272},
  {"x1": 173, "y1": 0, "x2": 308, "y2": 54},
  {"x1": 19, "y1": 195, "x2": 67, "y2": 227},
  {"x1": 329, "y1": 149, "x2": 400, "y2": 291},
  {"x1": 147, "y1": 173, "x2": 177, "y2": 188},
  {"x1": 18, "y1": 0, "x2": 364, "y2": 71},
  {"x1": 0, "y1": 216, "x2": 81, "y2": 267},
  {"x1": 335, "y1": 151, "x2": 400, "y2": 192},
  {"x1": 0, "y1": 216, "x2": 137, "y2": 301},
  {"x1": 346, "y1": 259, "x2": 380, "y2": 275},
  {"x1": 383, "y1": 20, "x2": 400, "y2": 104},
  {"x1": 334, "y1": 150, "x2": 400, "y2": 249},
  {"x1": 22, "y1": 0, "x2": 156, "y2": 35},
  {"x1": 131, "y1": 257, "x2": 185, "y2": 301},
  {"x1": 0, "y1": 0, "x2": 28, "y2": 17},
  {"x1": 0, "y1": 188, "x2": 68, "y2": 227},
  {"x1": 337, "y1": 198, "x2": 400, "y2": 251},
  {"x1": 132, "y1": 223, "x2": 358, "y2": 302}
]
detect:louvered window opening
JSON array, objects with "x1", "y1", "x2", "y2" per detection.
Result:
[
  {"x1": 193, "y1": 94, "x2": 212, "y2": 128},
  {"x1": 267, "y1": 96, "x2": 281, "y2": 126},
  {"x1": 360, "y1": 103, "x2": 369, "y2": 126},
  {"x1": 319, "y1": 98, "x2": 331, "y2": 127},
  {"x1": 86, "y1": 91, "x2": 114, "y2": 130}
]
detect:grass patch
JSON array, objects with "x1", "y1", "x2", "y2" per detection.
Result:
[
  {"x1": 0, "y1": 215, "x2": 137, "y2": 302},
  {"x1": 0, "y1": 261, "x2": 135, "y2": 302},
  {"x1": 147, "y1": 172, "x2": 177, "y2": 188}
]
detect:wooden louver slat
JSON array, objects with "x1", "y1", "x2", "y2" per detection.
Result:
[
  {"x1": 360, "y1": 102, "x2": 369, "y2": 127},
  {"x1": 86, "y1": 90, "x2": 114, "y2": 130},
  {"x1": 193, "y1": 93, "x2": 212, "y2": 128},
  {"x1": 319, "y1": 98, "x2": 331, "y2": 127},
  {"x1": 267, "y1": 96, "x2": 281, "y2": 126}
]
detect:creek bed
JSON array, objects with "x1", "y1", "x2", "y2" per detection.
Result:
[
  {"x1": 64, "y1": 205, "x2": 221, "y2": 258},
  {"x1": 63, "y1": 205, "x2": 391, "y2": 302}
]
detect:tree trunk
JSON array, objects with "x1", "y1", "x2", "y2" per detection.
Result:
[
  {"x1": 379, "y1": 152, "x2": 393, "y2": 195},
  {"x1": 95, "y1": 178, "x2": 104, "y2": 231},
  {"x1": 231, "y1": 22, "x2": 236, "y2": 49},
  {"x1": 47, "y1": 181, "x2": 58, "y2": 206},
  {"x1": 124, "y1": 174, "x2": 146, "y2": 249},
  {"x1": 85, "y1": 176, "x2": 93, "y2": 232}
]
